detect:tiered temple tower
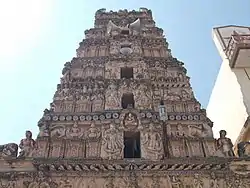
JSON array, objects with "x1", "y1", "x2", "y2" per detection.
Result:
[{"x1": 0, "y1": 8, "x2": 249, "y2": 188}]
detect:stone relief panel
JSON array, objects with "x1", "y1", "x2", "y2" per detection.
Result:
[
  {"x1": 141, "y1": 123, "x2": 164, "y2": 160},
  {"x1": 75, "y1": 95, "x2": 91, "y2": 112},
  {"x1": 91, "y1": 93, "x2": 104, "y2": 112},
  {"x1": 134, "y1": 61, "x2": 148, "y2": 79},
  {"x1": 33, "y1": 138, "x2": 49, "y2": 158},
  {"x1": 105, "y1": 82, "x2": 120, "y2": 110},
  {"x1": 120, "y1": 112, "x2": 140, "y2": 130},
  {"x1": 64, "y1": 140, "x2": 85, "y2": 158},
  {"x1": 49, "y1": 139, "x2": 65, "y2": 158},
  {"x1": 71, "y1": 68, "x2": 83, "y2": 79},
  {"x1": 137, "y1": 177, "x2": 154, "y2": 188},
  {"x1": 186, "y1": 140, "x2": 204, "y2": 157},
  {"x1": 100, "y1": 123, "x2": 124, "y2": 159},
  {"x1": 85, "y1": 123, "x2": 102, "y2": 158},
  {"x1": 113, "y1": 177, "x2": 129, "y2": 188},
  {"x1": 135, "y1": 84, "x2": 152, "y2": 110},
  {"x1": 169, "y1": 139, "x2": 188, "y2": 157}
]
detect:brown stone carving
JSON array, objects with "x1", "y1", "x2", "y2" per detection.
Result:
[
  {"x1": 19, "y1": 130, "x2": 36, "y2": 158},
  {"x1": 0, "y1": 143, "x2": 18, "y2": 158},
  {"x1": 65, "y1": 122, "x2": 84, "y2": 139},
  {"x1": 193, "y1": 174, "x2": 204, "y2": 188},
  {"x1": 141, "y1": 123, "x2": 164, "y2": 160},
  {"x1": 23, "y1": 171, "x2": 57, "y2": 188},
  {"x1": 101, "y1": 123, "x2": 123, "y2": 159},
  {"x1": 215, "y1": 130, "x2": 234, "y2": 157},
  {"x1": 105, "y1": 83, "x2": 120, "y2": 110},
  {"x1": 85, "y1": 123, "x2": 101, "y2": 158}
]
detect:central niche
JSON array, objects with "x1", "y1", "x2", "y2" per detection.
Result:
[
  {"x1": 124, "y1": 131, "x2": 141, "y2": 158},
  {"x1": 120, "y1": 67, "x2": 133, "y2": 79},
  {"x1": 121, "y1": 93, "x2": 135, "y2": 109}
]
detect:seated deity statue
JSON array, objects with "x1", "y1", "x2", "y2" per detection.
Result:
[
  {"x1": 124, "y1": 113, "x2": 137, "y2": 127},
  {"x1": 19, "y1": 130, "x2": 36, "y2": 157},
  {"x1": 66, "y1": 122, "x2": 84, "y2": 138},
  {"x1": 86, "y1": 123, "x2": 101, "y2": 139}
]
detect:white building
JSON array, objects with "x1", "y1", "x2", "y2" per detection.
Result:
[{"x1": 207, "y1": 25, "x2": 250, "y2": 149}]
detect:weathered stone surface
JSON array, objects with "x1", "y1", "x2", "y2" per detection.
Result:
[{"x1": 0, "y1": 8, "x2": 249, "y2": 188}]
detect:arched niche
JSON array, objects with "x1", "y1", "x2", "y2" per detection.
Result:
[{"x1": 121, "y1": 93, "x2": 135, "y2": 109}]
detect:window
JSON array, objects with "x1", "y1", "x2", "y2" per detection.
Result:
[
  {"x1": 124, "y1": 131, "x2": 141, "y2": 158},
  {"x1": 121, "y1": 67, "x2": 133, "y2": 79},
  {"x1": 121, "y1": 93, "x2": 135, "y2": 109},
  {"x1": 121, "y1": 29, "x2": 130, "y2": 35}
]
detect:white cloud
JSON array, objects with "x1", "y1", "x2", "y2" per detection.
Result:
[{"x1": 0, "y1": 0, "x2": 53, "y2": 62}]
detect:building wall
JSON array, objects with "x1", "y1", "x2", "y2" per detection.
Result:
[
  {"x1": 207, "y1": 59, "x2": 248, "y2": 144},
  {"x1": 207, "y1": 26, "x2": 250, "y2": 144}
]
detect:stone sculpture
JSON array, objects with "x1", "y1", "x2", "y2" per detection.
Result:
[
  {"x1": 19, "y1": 130, "x2": 36, "y2": 157},
  {"x1": 216, "y1": 130, "x2": 234, "y2": 157},
  {"x1": 0, "y1": 143, "x2": 18, "y2": 158}
]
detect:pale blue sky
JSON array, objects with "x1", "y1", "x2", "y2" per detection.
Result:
[{"x1": 0, "y1": 0, "x2": 249, "y2": 144}]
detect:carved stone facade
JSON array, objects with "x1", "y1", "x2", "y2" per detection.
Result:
[{"x1": 0, "y1": 8, "x2": 250, "y2": 188}]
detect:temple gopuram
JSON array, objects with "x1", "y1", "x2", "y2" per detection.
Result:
[{"x1": 0, "y1": 8, "x2": 250, "y2": 188}]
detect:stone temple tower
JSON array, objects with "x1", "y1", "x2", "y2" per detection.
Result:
[{"x1": 0, "y1": 8, "x2": 250, "y2": 188}]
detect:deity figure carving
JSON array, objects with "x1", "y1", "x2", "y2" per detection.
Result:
[
  {"x1": 142, "y1": 123, "x2": 164, "y2": 160},
  {"x1": 86, "y1": 123, "x2": 101, "y2": 139},
  {"x1": 135, "y1": 88, "x2": 151, "y2": 109},
  {"x1": 66, "y1": 122, "x2": 84, "y2": 139},
  {"x1": 105, "y1": 83, "x2": 120, "y2": 109},
  {"x1": 101, "y1": 124, "x2": 123, "y2": 159},
  {"x1": 210, "y1": 173, "x2": 219, "y2": 188},
  {"x1": 215, "y1": 130, "x2": 234, "y2": 157},
  {"x1": 181, "y1": 90, "x2": 191, "y2": 101},
  {"x1": 193, "y1": 174, "x2": 203, "y2": 188},
  {"x1": 50, "y1": 125, "x2": 66, "y2": 138},
  {"x1": 76, "y1": 95, "x2": 91, "y2": 112},
  {"x1": 0, "y1": 143, "x2": 18, "y2": 158},
  {"x1": 122, "y1": 113, "x2": 138, "y2": 129},
  {"x1": 19, "y1": 130, "x2": 36, "y2": 157},
  {"x1": 91, "y1": 93, "x2": 104, "y2": 111},
  {"x1": 170, "y1": 176, "x2": 182, "y2": 188}
]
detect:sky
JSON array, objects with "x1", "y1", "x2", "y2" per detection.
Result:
[{"x1": 0, "y1": 0, "x2": 249, "y2": 145}]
